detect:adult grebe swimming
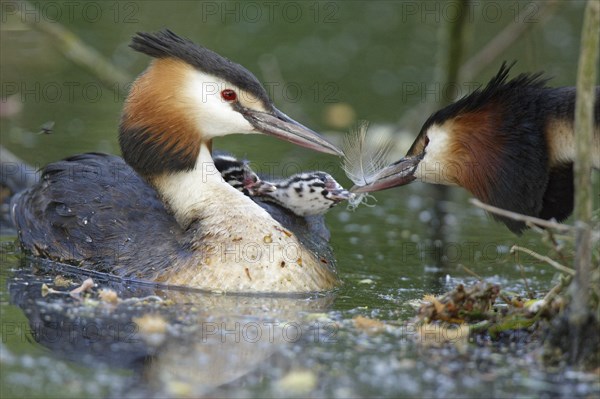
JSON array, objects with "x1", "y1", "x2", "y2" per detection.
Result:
[{"x1": 11, "y1": 30, "x2": 344, "y2": 293}]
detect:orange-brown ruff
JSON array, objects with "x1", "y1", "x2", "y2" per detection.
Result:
[
  {"x1": 121, "y1": 58, "x2": 202, "y2": 170},
  {"x1": 11, "y1": 30, "x2": 341, "y2": 292}
]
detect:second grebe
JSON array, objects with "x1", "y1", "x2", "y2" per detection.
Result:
[
  {"x1": 354, "y1": 63, "x2": 600, "y2": 233},
  {"x1": 11, "y1": 30, "x2": 343, "y2": 293}
]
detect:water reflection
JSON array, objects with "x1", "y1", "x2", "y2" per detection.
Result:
[
  {"x1": 3, "y1": 234, "x2": 599, "y2": 398},
  {"x1": 7, "y1": 258, "x2": 335, "y2": 397}
]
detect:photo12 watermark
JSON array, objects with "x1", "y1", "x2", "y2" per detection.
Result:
[
  {"x1": 199, "y1": 1, "x2": 340, "y2": 24},
  {"x1": 399, "y1": 1, "x2": 540, "y2": 24},
  {"x1": 1, "y1": 80, "x2": 339, "y2": 105},
  {"x1": 1, "y1": 319, "x2": 339, "y2": 346},
  {"x1": 1, "y1": 1, "x2": 140, "y2": 24}
]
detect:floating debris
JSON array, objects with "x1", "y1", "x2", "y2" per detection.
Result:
[
  {"x1": 357, "y1": 278, "x2": 375, "y2": 284},
  {"x1": 416, "y1": 282, "x2": 500, "y2": 324},
  {"x1": 277, "y1": 369, "x2": 317, "y2": 394},
  {"x1": 53, "y1": 275, "x2": 73, "y2": 287},
  {"x1": 133, "y1": 313, "x2": 168, "y2": 346},
  {"x1": 98, "y1": 289, "x2": 119, "y2": 304},
  {"x1": 408, "y1": 281, "x2": 561, "y2": 346},
  {"x1": 69, "y1": 278, "x2": 95, "y2": 298},
  {"x1": 353, "y1": 315, "x2": 386, "y2": 334},
  {"x1": 413, "y1": 323, "x2": 471, "y2": 349},
  {"x1": 40, "y1": 283, "x2": 62, "y2": 297},
  {"x1": 133, "y1": 314, "x2": 167, "y2": 334}
]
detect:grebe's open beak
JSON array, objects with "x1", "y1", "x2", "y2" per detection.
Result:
[
  {"x1": 240, "y1": 106, "x2": 343, "y2": 156},
  {"x1": 351, "y1": 156, "x2": 421, "y2": 193}
]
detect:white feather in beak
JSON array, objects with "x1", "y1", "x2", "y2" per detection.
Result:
[{"x1": 342, "y1": 121, "x2": 394, "y2": 209}]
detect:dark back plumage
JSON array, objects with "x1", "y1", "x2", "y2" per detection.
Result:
[{"x1": 10, "y1": 153, "x2": 189, "y2": 277}]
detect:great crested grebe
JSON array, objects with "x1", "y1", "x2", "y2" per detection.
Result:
[
  {"x1": 11, "y1": 30, "x2": 345, "y2": 293},
  {"x1": 354, "y1": 63, "x2": 600, "y2": 233},
  {"x1": 213, "y1": 153, "x2": 353, "y2": 216}
]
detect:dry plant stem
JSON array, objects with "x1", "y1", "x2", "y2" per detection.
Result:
[
  {"x1": 459, "y1": 0, "x2": 560, "y2": 80},
  {"x1": 517, "y1": 263, "x2": 535, "y2": 299},
  {"x1": 436, "y1": 0, "x2": 470, "y2": 103},
  {"x1": 398, "y1": 1, "x2": 560, "y2": 134},
  {"x1": 460, "y1": 265, "x2": 483, "y2": 281},
  {"x1": 425, "y1": 0, "x2": 471, "y2": 270},
  {"x1": 570, "y1": 0, "x2": 599, "y2": 330},
  {"x1": 469, "y1": 199, "x2": 573, "y2": 232},
  {"x1": 510, "y1": 245, "x2": 575, "y2": 276},
  {"x1": 537, "y1": 276, "x2": 572, "y2": 317},
  {"x1": 546, "y1": 229, "x2": 570, "y2": 266},
  {"x1": 528, "y1": 223, "x2": 571, "y2": 264},
  {"x1": 13, "y1": 0, "x2": 132, "y2": 90}
]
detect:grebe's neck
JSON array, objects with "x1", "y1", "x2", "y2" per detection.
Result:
[
  {"x1": 152, "y1": 143, "x2": 272, "y2": 229},
  {"x1": 149, "y1": 143, "x2": 340, "y2": 292},
  {"x1": 545, "y1": 118, "x2": 600, "y2": 169}
]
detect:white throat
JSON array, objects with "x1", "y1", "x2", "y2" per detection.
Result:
[
  {"x1": 153, "y1": 143, "x2": 272, "y2": 229},
  {"x1": 414, "y1": 125, "x2": 458, "y2": 186}
]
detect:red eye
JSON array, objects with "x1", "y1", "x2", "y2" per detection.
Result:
[{"x1": 221, "y1": 89, "x2": 237, "y2": 102}]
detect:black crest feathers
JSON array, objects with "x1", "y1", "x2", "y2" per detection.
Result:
[{"x1": 130, "y1": 29, "x2": 270, "y2": 104}]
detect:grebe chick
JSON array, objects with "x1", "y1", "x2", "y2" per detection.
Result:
[
  {"x1": 11, "y1": 30, "x2": 343, "y2": 293},
  {"x1": 354, "y1": 62, "x2": 600, "y2": 233},
  {"x1": 212, "y1": 152, "x2": 276, "y2": 196},
  {"x1": 212, "y1": 153, "x2": 353, "y2": 216},
  {"x1": 255, "y1": 172, "x2": 354, "y2": 216}
]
